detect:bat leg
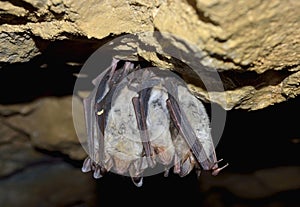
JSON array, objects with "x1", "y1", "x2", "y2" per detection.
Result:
[
  {"x1": 131, "y1": 176, "x2": 143, "y2": 187},
  {"x1": 132, "y1": 92, "x2": 155, "y2": 168},
  {"x1": 93, "y1": 165, "x2": 102, "y2": 179},
  {"x1": 166, "y1": 97, "x2": 205, "y2": 168},
  {"x1": 164, "y1": 167, "x2": 170, "y2": 177},
  {"x1": 93, "y1": 164, "x2": 107, "y2": 179},
  {"x1": 211, "y1": 159, "x2": 229, "y2": 176},
  {"x1": 173, "y1": 154, "x2": 181, "y2": 174},
  {"x1": 179, "y1": 152, "x2": 195, "y2": 177},
  {"x1": 194, "y1": 163, "x2": 202, "y2": 178},
  {"x1": 82, "y1": 156, "x2": 107, "y2": 179}
]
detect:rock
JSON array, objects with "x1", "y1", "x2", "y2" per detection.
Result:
[
  {"x1": 0, "y1": 31, "x2": 40, "y2": 64},
  {"x1": 0, "y1": 141, "x2": 52, "y2": 177},
  {"x1": 0, "y1": 1, "x2": 27, "y2": 21},
  {"x1": 0, "y1": 101, "x2": 38, "y2": 116},
  {"x1": 0, "y1": 121, "x2": 53, "y2": 177},
  {"x1": 0, "y1": 2, "x2": 298, "y2": 205},
  {"x1": 2, "y1": 96, "x2": 87, "y2": 160},
  {"x1": 0, "y1": 0, "x2": 299, "y2": 110},
  {"x1": 0, "y1": 121, "x2": 21, "y2": 144},
  {"x1": 67, "y1": 0, "x2": 155, "y2": 39},
  {"x1": 0, "y1": 161, "x2": 96, "y2": 207},
  {"x1": 198, "y1": 166, "x2": 300, "y2": 199}
]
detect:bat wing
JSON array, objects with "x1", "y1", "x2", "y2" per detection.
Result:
[
  {"x1": 164, "y1": 78, "x2": 217, "y2": 170},
  {"x1": 83, "y1": 88, "x2": 100, "y2": 164},
  {"x1": 83, "y1": 61, "x2": 116, "y2": 165},
  {"x1": 176, "y1": 84, "x2": 217, "y2": 170}
]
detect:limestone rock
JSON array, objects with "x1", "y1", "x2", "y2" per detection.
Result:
[
  {"x1": 0, "y1": 162, "x2": 96, "y2": 207},
  {"x1": 0, "y1": 121, "x2": 51, "y2": 177},
  {"x1": 2, "y1": 96, "x2": 86, "y2": 160},
  {"x1": 0, "y1": 0, "x2": 299, "y2": 165},
  {"x1": 0, "y1": 101, "x2": 38, "y2": 116},
  {"x1": 0, "y1": 1, "x2": 298, "y2": 204},
  {"x1": 0, "y1": 0, "x2": 299, "y2": 110},
  {"x1": 0, "y1": 141, "x2": 51, "y2": 177}
]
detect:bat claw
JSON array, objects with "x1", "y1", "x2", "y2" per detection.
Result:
[
  {"x1": 82, "y1": 157, "x2": 92, "y2": 173},
  {"x1": 93, "y1": 165, "x2": 103, "y2": 179},
  {"x1": 131, "y1": 176, "x2": 143, "y2": 187},
  {"x1": 211, "y1": 162, "x2": 229, "y2": 176},
  {"x1": 214, "y1": 158, "x2": 224, "y2": 165}
]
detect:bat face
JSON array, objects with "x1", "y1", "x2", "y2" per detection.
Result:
[{"x1": 81, "y1": 58, "x2": 228, "y2": 187}]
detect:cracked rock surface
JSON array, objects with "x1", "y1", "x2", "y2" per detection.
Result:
[
  {"x1": 0, "y1": 1, "x2": 299, "y2": 206},
  {"x1": 0, "y1": 0, "x2": 299, "y2": 110}
]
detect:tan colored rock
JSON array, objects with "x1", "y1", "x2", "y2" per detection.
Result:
[
  {"x1": 3, "y1": 96, "x2": 86, "y2": 160},
  {"x1": 0, "y1": 101, "x2": 38, "y2": 116},
  {"x1": 66, "y1": 0, "x2": 155, "y2": 38},
  {"x1": 0, "y1": 121, "x2": 49, "y2": 177},
  {"x1": 194, "y1": 0, "x2": 300, "y2": 73},
  {"x1": 0, "y1": 0, "x2": 79, "y2": 63},
  {"x1": 0, "y1": 141, "x2": 49, "y2": 177},
  {"x1": 0, "y1": 31, "x2": 40, "y2": 63},
  {"x1": 0, "y1": 1, "x2": 27, "y2": 18},
  {"x1": 149, "y1": 0, "x2": 300, "y2": 110},
  {"x1": 0, "y1": 0, "x2": 299, "y2": 110},
  {"x1": 282, "y1": 69, "x2": 300, "y2": 98}
]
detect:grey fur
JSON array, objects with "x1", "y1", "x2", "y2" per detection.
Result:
[{"x1": 81, "y1": 60, "x2": 228, "y2": 186}]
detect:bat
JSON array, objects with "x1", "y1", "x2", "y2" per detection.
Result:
[{"x1": 81, "y1": 58, "x2": 228, "y2": 187}]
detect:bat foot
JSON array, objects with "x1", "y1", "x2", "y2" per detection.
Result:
[
  {"x1": 82, "y1": 157, "x2": 92, "y2": 173},
  {"x1": 93, "y1": 164, "x2": 107, "y2": 179},
  {"x1": 211, "y1": 159, "x2": 229, "y2": 176},
  {"x1": 195, "y1": 169, "x2": 201, "y2": 179},
  {"x1": 131, "y1": 176, "x2": 143, "y2": 187},
  {"x1": 93, "y1": 165, "x2": 103, "y2": 179},
  {"x1": 164, "y1": 167, "x2": 170, "y2": 177}
]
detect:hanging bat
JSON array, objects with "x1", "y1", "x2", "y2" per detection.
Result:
[{"x1": 81, "y1": 58, "x2": 228, "y2": 187}]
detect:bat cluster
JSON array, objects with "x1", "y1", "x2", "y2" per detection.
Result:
[{"x1": 81, "y1": 58, "x2": 228, "y2": 187}]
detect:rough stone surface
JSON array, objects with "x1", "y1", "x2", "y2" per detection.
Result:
[
  {"x1": 0, "y1": 162, "x2": 97, "y2": 207},
  {"x1": 0, "y1": 121, "x2": 45, "y2": 177},
  {"x1": 0, "y1": 0, "x2": 299, "y2": 110},
  {"x1": 1, "y1": 96, "x2": 86, "y2": 160},
  {"x1": 0, "y1": 1, "x2": 299, "y2": 206}
]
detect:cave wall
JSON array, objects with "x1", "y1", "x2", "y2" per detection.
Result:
[
  {"x1": 0, "y1": 0, "x2": 299, "y2": 110},
  {"x1": 0, "y1": 0, "x2": 299, "y2": 206}
]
